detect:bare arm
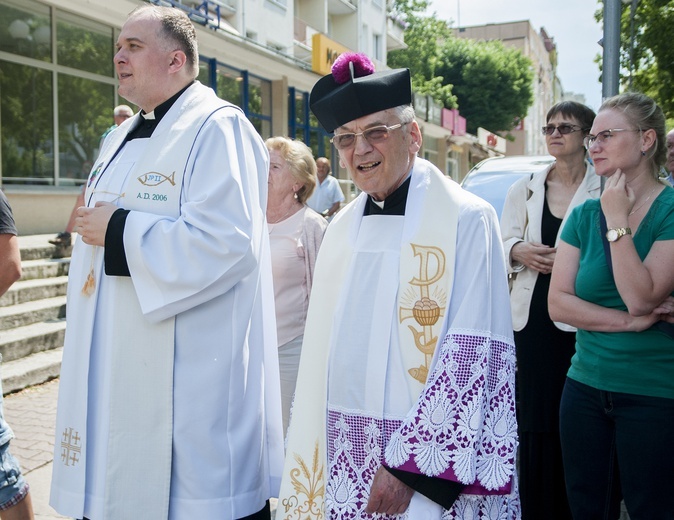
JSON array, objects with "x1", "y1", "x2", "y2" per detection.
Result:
[
  {"x1": 601, "y1": 170, "x2": 674, "y2": 315},
  {"x1": 548, "y1": 240, "x2": 661, "y2": 332},
  {"x1": 0, "y1": 233, "x2": 21, "y2": 297}
]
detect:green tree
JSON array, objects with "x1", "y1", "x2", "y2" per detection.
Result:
[
  {"x1": 388, "y1": 0, "x2": 533, "y2": 134},
  {"x1": 388, "y1": 0, "x2": 456, "y2": 109},
  {"x1": 597, "y1": 0, "x2": 674, "y2": 116},
  {"x1": 436, "y1": 38, "x2": 533, "y2": 134}
]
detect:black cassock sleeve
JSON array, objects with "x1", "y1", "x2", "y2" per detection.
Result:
[
  {"x1": 104, "y1": 208, "x2": 131, "y2": 276},
  {"x1": 383, "y1": 465, "x2": 465, "y2": 510}
]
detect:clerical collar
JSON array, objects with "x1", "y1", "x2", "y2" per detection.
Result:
[
  {"x1": 363, "y1": 175, "x2": 411, "y2": 216},
  {"x1": 127, "y1": 81, "x2": 194, "y2": 140}
]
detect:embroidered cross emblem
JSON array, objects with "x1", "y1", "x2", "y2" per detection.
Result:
[{"x1": 61, "y1": 427, "x2": 82, "y2": 467}]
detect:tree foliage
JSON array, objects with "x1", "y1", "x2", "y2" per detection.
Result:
[
  {"x1": 436, "y1": 39, "x2": 533, "y2": 134},
  {"x1": 597, "y1": 0, "x2": 674, "y2": 116},
  {"x1": 387, "y1": 0, "x2": 456, "y2": 109},
  {"x1": 388, "y1": 0, "x2": 534, "y2": 134}
]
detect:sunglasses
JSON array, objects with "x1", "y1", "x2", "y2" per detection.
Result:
[
  {"x1": 541, "y1": 124, "x2": 583, "y2": 136},
  {"x1": 331, "y1": 123, "x2": 407, "y2": 150}
]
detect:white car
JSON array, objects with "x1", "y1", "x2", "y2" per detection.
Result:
[{"x1": 461, "y1": 155, "x2": 555, "y2": 217}]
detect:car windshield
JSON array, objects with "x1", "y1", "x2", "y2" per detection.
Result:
[{"x1": 461, "y1": 156, "x2": 554, "y2": 217}]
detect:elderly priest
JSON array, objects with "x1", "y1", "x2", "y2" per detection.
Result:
[{"x1": 275, "y1": 53, "x2": 520, "y2": 519}]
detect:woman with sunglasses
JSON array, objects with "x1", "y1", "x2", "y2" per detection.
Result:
[
  {"x1": 549, "y1": 92, "x2": 674, "y2": 518},
  {"x1": 500, "y1": 100, "x2": 598, "y2": 519}
]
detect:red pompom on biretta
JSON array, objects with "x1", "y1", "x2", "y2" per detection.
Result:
[{"x1": 331, "y1": 53, "x2": 376, "y2": 84}]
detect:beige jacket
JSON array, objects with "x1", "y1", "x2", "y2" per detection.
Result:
[{"x1": 500, "y1": 161, "x2": 599, "y2": 331}]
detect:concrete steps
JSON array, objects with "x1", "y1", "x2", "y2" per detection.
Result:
[
  {"x1": 0, "y1": 321, "x2": 67, "y2": 363},
  {"x1": 1, "y1": 235, "x2": 69, "y2": 395},
  {"x1": 0, "y1": 296, "x2": 67, "y2": 330},
  {"x1": 1, "y1": 348, "x2": 63, "y2": 395},
  {"x1": 0, "y1": 277, "x2": 69, "y2": 307},
  {"x1": 20, "y1": 258, "x2": 70, "y2": 281}
]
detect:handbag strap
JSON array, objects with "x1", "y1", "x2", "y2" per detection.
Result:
[{"x1": 599, "y1": 209, "x2": 613, "y2": 275}]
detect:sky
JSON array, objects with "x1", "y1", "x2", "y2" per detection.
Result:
[{"x1": 426, "y1": 0, "x2": 604, "y2": 111}]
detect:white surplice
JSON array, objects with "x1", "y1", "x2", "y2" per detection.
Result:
[
  {"x1": 50, "y1": 82, "x2": 283, "y2": 520},
  {"x1": 276, "y1": 159, "x2": 519, "y2": 519}
]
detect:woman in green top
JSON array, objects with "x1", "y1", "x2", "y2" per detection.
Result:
[{"x1": 549, "y1": 92, "x2": 674, "y2": 519}]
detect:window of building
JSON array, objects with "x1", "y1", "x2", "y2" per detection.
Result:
[
  {"x1": 198, "y1": 59, "x2": 272, "y2": 139},
  {"x1": 0, "y1": 61, "x2": 54, "y2": 184},
  {"x1": 247, "y1": 74, "x2": 272, "y2": 138},
  {"x1": 1, "y1": 0, "x2": 118, "y2": 186},
  {"x1": 58, "y1": 74, "x2": 114, "y2": 184},
  {"x1": 361, "y1": 23, "x2": 368, "y2": 53},
  {"x1": 0, "y1": 0, "x2": 51, "y2": 62},
  {"x1": 372, "y1": 33, "x2": 381, "y2": 61},
  {"x1": 287, "y1": 87, "x2": 331, "y2": 162},
  {"x1": 214, "y1": 62, "x2": 244, "y2": 107},
  {"x1": 56, "y1": 10, "x2": 114, "y2": 76}
]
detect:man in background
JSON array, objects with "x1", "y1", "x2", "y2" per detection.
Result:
[
  {"x1": 99, "y1": 104, "x2": 134, "y2": 147},
  {"x1": 306, "y1": 156, "x2": 344, "y2": 219},
  {"x1": 0, "y1": 190, "x2": 35, "y2": 520},
  {"x1": 277, "y1": 53, "x2": 518, "y2": 518},
  {"x1": 49, "y1": 105, "x2": 135, "y2": 251}
]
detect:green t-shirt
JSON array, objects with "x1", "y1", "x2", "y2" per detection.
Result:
[{"x1": 560, "y1": 186, "x2": 674, "y2": 399}]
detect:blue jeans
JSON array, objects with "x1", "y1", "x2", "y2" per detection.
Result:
[
  {"x1": 0, "y1": 370, "x2": 28, "y2": 511},
  {"x1": 560, "y1": 378, "x2": 674, "y2": 520}
]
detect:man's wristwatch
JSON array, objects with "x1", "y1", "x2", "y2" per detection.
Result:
[{"x1": 606, "y1": 227, "x2": 632, "y2": 242}]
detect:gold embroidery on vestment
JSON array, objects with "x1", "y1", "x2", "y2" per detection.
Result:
[
  {"x1": 60, "y1": 427, "x2": 82, "y2": 467},
  {"x1": 399, "y1": 244, "x2": 447, "y2": 383},
  {"x1": 137, "y1": 171, "x2": 176, "y2": 187},
  {"x1": 282, "y1": 441, "x2": 324, "y2": 519}
]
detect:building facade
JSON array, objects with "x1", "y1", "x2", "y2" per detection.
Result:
[
  {"x1": 1, "y1": 0, "x2": 493, "y2": 234},
  {"x1": 455, "y1": 20, "x2": 560, "y2": 157}
]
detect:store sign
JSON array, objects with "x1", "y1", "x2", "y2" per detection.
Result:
[
  {"x1": 312, "y1": 34, "x2": 353, "y2": 75},
  {"x1": 441, "y1": 108, "x2": 466, "y2": 136},
  {"x1": 477, "y1": 127, "x2": 506, "y2": 153}
]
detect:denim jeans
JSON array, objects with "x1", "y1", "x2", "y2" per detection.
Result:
[{"x1": 559, "y1": 377, "x2": 674, "y2": 520}]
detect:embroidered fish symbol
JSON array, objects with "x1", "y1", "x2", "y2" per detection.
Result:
[{"x1": 137, "y1": 171, "x2": 176, "y2": 187}]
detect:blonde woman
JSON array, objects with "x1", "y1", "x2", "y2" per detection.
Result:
[
  {"x1": 549, "y1": 92, "x2": 674, "y2": 518},
  {"x1": 265, "y1": 137, "x2": 327, "y2": 434}
]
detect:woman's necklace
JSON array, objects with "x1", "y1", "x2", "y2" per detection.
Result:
[
  {"x1": 629, "y1": 185, "x2": 658, "y2": 216},
  {"x1": 268, "y1": 203, "x2": 300, "y2": 224}
]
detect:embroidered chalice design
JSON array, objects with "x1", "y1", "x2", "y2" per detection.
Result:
[{"x1": 399, "y1": 244, "x2": 447, "y2": 383}]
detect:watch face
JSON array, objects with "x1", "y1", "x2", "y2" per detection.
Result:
[{"x1": 606, "y1": 229, "x2": 619, "y2": 242}]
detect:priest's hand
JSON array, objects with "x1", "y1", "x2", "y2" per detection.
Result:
[
  {"x1": 75, "y1": 202, "x2": 118, "y2": 247},
  {"x1": 365, "y1": 466, "x2": 414, "y2": 515}
]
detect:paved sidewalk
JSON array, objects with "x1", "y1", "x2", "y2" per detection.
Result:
[
  {"x1": 3, "y1": 378, "x2": 279, "y2": 519},
  {"x1": 3, "y1": 378, "x2": 67, "y2": 519}
]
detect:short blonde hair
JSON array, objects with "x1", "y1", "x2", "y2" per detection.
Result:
[{"x1": 265, "y1": 137, "x2": 317, "y2": 204}]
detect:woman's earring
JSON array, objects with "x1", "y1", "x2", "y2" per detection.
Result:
[{"x1": 294, "y1": 191, "x2": 298, "y2": 200}]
